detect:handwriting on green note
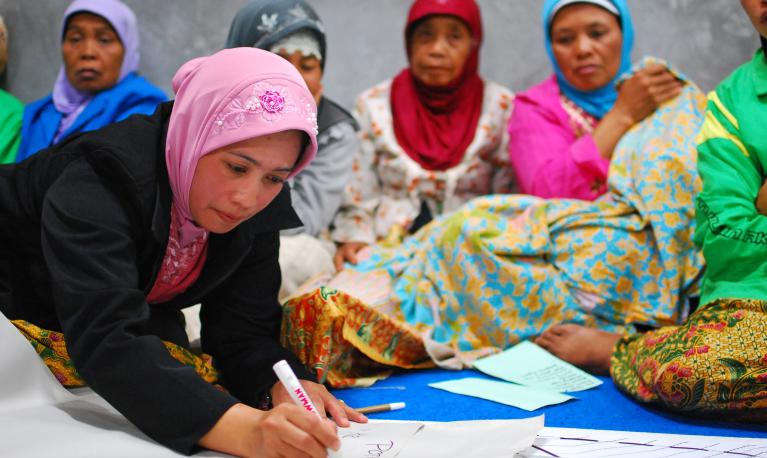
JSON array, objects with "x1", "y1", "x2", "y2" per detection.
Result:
[{"x1": 473, "y1": 341, "x2": 602, "y2": 393}]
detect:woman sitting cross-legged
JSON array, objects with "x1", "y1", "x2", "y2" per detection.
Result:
[
  {"x1": 225, "y1": 0, "x2": 360, "y2": 299},
  {"x1": 331, "y1": 0, "x2": 516, "y2": 271},
  {"x1": 538, "y1": 0, "x2": 767, "y2": 423},
  {"x1": 279, "y1": 0, "x2": 707, "y2": 388}
]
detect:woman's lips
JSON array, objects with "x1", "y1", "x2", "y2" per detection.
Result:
[
  {"x1": 215, "y1": 210, "x2": 241, "y2": 224},
  {"x1": 574, "y1": 65, "x2": 599, "y2": 76},
  {"x1": 76, "y1": 68, "x2": 100, "y2": 80}
]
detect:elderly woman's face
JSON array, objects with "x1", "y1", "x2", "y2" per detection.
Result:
[
  {"x1": 409, "y1": 15, "x2": 473, "y2": 87},
  {"x1": 189, "y1": 130, "x2": 302, "y2": 233},
  {"x1": 550, "y1": 4, "x2": 623, "y2": 92},
  {"x1": 62, "y1": 12, "x2": 124, "y2": 93},
  {"x1": 740, "y1": 0, "x2": 767, "y2": 38}
]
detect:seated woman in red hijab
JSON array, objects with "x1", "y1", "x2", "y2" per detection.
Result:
[{"x1": 332, "y1": 0, "x2": 515, "y2": 270}]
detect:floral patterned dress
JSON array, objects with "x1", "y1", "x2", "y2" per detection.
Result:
[
  {"x1": 331, "y1": 79, "x2": 516, "y2": 245},
  {"x1": 282, "y1": 68, "x2": 708, "y2": 389}
]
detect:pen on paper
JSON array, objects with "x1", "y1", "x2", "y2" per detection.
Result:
[
  {"x1": 273, "y1": 360, "x2": 342, "y2": 458},
  {"x1": 355, "y1": 402, "x2": 406, "y2": 414}
]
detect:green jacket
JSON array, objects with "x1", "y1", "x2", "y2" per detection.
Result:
[
  {"x1": 0, "y1": 89, "x2": 22, "y2": 164},
  {"x1": 695, "y1": 50, "x2": 767, "y2": 303}
]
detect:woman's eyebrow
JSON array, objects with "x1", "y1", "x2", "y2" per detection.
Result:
[{"x1": 227, "y1": 151, "x2": 295, "y2": 173}]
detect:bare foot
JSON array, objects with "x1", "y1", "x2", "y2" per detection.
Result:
[{"x1": 535, "y1": 324, "x2": 621, "y2": 375}]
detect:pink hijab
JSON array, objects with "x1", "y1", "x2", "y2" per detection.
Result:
[
  {"x1": 166, "y1": 47, "x2": 319, "y2": 246},
  {"x1": 146, "y1": 48, "x2": 318, "y2": 304}
]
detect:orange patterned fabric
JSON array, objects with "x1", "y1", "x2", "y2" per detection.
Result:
[
  {"x1": 281, "y1": 287, "x2": 433, "y2": 388},
  {"x1": 11, "y1": 319, "x2": 219, "y2": 387}
]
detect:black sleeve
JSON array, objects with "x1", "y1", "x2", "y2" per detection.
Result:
[
  {"x1": 41, "y1": 159, "x2": 238, "y2": 454},
  {"x1": 200, "y1": 230, "x2": 314, "y2": 407}
]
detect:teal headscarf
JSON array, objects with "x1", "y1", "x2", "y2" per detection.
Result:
[{"x1": 542, "y1": 0, "x2": 634, "y2": 118}]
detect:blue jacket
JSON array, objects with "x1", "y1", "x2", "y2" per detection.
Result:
[{"x1": 16, "y1": 72, "x2": 166, "y2": 162}]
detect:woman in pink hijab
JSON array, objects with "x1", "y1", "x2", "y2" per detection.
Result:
[{"x1": 0, "y1": 48, "x2": 364, "y2": 457}]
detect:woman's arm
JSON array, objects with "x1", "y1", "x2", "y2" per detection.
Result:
[
  {"x1": 594, "y1": 63, "x2": 683, "y2": 160},
  {"x1": 694, "y1": 91, "x2": 767, "y2": 298},
  {"x1": 41, "y1": 159, "x2": 237, "y2": 454},
  {"x1": 331, "y1": 94, "x2": 382, "y2": 267}
]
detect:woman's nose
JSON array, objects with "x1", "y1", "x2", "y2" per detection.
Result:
[
  {"x1": 80, "y1": 38, "x2": 97, "y2": 59},
  {"x1": 574, "y1": 35, "x2": 594, "y2": 57}
]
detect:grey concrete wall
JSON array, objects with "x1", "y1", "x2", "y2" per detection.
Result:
[{"x1": 0, "y1": 0, "x2": 760, "y2": 109}]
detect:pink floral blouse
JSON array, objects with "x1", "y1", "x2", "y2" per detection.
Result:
[{"x1": 332, "y1": 79, "x2": 516, "y2": 245}]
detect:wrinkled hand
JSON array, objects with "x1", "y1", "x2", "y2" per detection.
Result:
[
  {"x1": 757, "y1": 180, "x2": 767, "y2": 215},
  {"x1": 612, "y1": 63, "x2": 684, "y2": 125},
  {"x1": 272, "y1": 379, "x2": 368, "y2": 427},
  {"x1": 333, "y1": 242, "x2": 368, "y2": 271}
]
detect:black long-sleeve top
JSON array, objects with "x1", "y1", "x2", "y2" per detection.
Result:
[{"x1": 0, "y1": 102, "x2": 314, "y2": 453}]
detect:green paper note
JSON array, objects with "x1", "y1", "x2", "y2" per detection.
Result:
[
  {"x1": 473, "y1": 341, "x2": 602, "y2": 393},
  {"x1": 429, "y1": 377, "x2": 573, "y2": 411}
]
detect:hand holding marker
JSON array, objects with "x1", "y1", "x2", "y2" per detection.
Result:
[{"x1": 273, "y1": 360, "x2": 343, "y2": 458}]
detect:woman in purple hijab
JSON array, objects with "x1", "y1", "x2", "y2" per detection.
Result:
[{"x1": 15, "y1": 0, "x2": 166, "y2": 162}]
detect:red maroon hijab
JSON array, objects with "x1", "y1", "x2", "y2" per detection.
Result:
[{"x1": 390, "y1": 0, "x2": 484, "y2": 171}]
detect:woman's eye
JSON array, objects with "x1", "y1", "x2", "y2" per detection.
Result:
[
  {"x1": 99, "y1": 36, "x2": 115, "y2": 45},
  {"x1": 555, "y1": 36, "x2": 573, "y2": 45},
  {"x1": 266, "y1": 175, "x2": 284, "y2": 185},
  {"x1": 227, "y1": 163, "x2": 248, "y2": 175},
  {"x1": 589, "y1": 30, "x2": 606, "y2": 40}
]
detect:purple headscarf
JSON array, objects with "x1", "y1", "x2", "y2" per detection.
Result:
[{"x1": 52, "y1": 0, "x2": 140, "y2": 122}]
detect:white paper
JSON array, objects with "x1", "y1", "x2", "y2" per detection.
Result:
[
  {"x1": 338, "y1": 421, "x2": 424, "y2": 457},
  {"x1": 0, "y1": 313, "x2": 74, "y2": 412},
  {"x1": 516, "y1": 427, "x2": 767, "y2": 458},
  {"x1": 0, "y1": 313, "x2": 227, "y2": 457},
  {"x1": 341, "y1": 416, "x2": 543, "y2": 458}
]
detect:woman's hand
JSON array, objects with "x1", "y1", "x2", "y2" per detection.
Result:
[
  {"x1": 594, "y1": 63, "x2": 684, "y2": 160},
  {"x1": 198, "y1": 402, "x2": 341, "y2": 458},
  {"x1": 612, "y1": 63, "x2": 684, "y2": 125},
  {"x1": 272, "y1": 379, "x2": 368, "y2": 427},
  {"x1": 756, "y1": 180, "x2": 767, "y2": 215},
  {"x1": 333, "y1": 242, "x2": 368, "y2": 271}
]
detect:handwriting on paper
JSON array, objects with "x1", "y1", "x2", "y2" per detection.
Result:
[{"x1": 473, "y1": 341, "x2": 602, "y2": 392}]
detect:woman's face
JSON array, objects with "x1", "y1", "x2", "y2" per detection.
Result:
[
  {"x1": 189, "y1": 130, "x2": 302, "y2": 234},
  {"x1": 276, "y1": 50, "x2": 323, "y2": 104},
  {"x1": 409, "y1": 15, "x2": 473, "y2": 87},
  {"x1": 740, "y1": 0, "x2": 767, "y2": 38},
  {"x1": 62, "y1": 12, "x2": 125, "y2": 93},
  {"x1": 550, "y1": 4, "x2": 623, "y2": 91},
  {"x1": 0, "y1": 18, "x2": 7, "y2": 76}
]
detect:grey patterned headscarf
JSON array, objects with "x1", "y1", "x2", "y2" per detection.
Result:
[{"x1": 225, "y1": 0, "x2": 327, "y2": 69}]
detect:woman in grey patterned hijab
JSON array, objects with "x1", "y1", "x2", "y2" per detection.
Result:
[{"x1": 224, "y1": 1, "x2": 360, "y2": 299}]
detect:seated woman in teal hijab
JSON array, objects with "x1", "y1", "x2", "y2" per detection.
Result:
[
  {"x1": 15, "y1": 0, "x2": 166, "y2": 162},
  {"x1": 279, "y1": 0, "x2": 708, "y2": 389}
]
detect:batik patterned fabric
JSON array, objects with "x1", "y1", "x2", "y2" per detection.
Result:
[
  {"x1": 611, "y1": 298, "x2": 767, "y2": 422},
  {"x1": 283, "y1": 79, "x2": 707, "y2": 387},
  {"x1": 12, "y1": 320, "x2": 219, "y2": 387}
]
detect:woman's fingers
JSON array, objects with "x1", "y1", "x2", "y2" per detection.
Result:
[{"x1": 266, "y1": 404, "x2": 340, "y2": 457}]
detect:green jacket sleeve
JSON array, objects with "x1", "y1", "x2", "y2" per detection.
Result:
[{"x1": 694, "y1": 89, "x2": 767, "y2": 301}]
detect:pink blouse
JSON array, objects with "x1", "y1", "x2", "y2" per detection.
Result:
[{"x1": 507, "y1": 75, "x2": 609, "y2": 201}]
